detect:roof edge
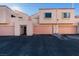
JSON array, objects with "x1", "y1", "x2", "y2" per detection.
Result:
[{"x1": 39, "y1": 8, "x2": 75, "y2": 10}]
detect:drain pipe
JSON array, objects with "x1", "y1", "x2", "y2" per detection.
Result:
[{"x1": 55, "y1": 8, "x2": 59, "y2": 34}]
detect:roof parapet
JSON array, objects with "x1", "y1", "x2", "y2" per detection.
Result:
[{"x1": 39, "y1": 8, "x2": 75, "y2": 10}]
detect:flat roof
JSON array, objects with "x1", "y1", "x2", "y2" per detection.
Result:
[
  {"x1": 0, "y1": 5, "x2": 10, "y2": 9},
  {"x1": 0, "y1": 5, "x2": 17, "y2": 13},
  {"x1": 75, "y1": 16, "x2": 79, "y2": 18},
  {"x1": 39, "y1": 8, "x2": 75, "y2": 10}
]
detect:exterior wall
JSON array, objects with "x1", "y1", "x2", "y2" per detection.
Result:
[
  {"x1": 58, "y1": 24, "x2": 76, "y2": 34},
  {"x1": 39, "y1": 9, "x2": 57, "y2": 24},
  {"x1": 33, "y1": 23, "x2": 76, "y2": 35},
  {"x1": 27, "y1": 23, "x2": 33, "y2": 36},
  {"x1": 33, "y1": 25, "x2": 52, "y2": 34},
  {"x1": 59, "y1": 26, "x2": 76, "y2": 34},
  {"x1": 0, "y1": 6, "x2": 7, "y2": 23},
  {"x1": 0, "y1": 6, "x2": 33, "y2": 36},
  {"x1": 57, "y1": 9, "x2": 75, "y2": 23},
  {"x1": 14, "y1": 11, "x2": 33, "y2": 36},
  {"x1": 0, "y1": 6, "x2": 12, "y2": 23},
  {"x1": 0, "y1": 25, "x2": 14, "y2": 36},
  {"x1": 0, "y1": 6, "x2": 79, "y2": 36},
  {"x1": 31, "y1": 12, "x2": 40, "y2": 25},
  {"x1": 0, "y1": 6, "x2": 16, "y2": 36},
  {"x1": 32, "y1": 8, "x2": 78, "y2": 35},
  {"x1": 14, "y1": 24, "x2": 20, "y2": 36},
  {"x1": 39, "y1": 9, "x2": 75, "y2": 24}
]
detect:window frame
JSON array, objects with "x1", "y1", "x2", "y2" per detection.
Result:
[
  {"x1": 62, "y1": 12, "x2": 70, "y2": 18},
  {"x1": 11, "y1": 15, "x2": 16, "y2": 18},
  {"x1": 18, "y1": 17, "x2": 23, "y2": 19},
  {"x1": 44, "y1": 12, "x2": 52, "y2": 18}
]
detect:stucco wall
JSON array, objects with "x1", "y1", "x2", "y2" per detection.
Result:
[
  {"x1": 58, "y1": 24, "x2": 76, "y2": 34},
  {"x1": 14, "y1": 11, "x2": 33, "y2": 36},
  {"x1": 33, "y1": 25, "x2": 52, "y2": 34},
  {"x1": 38, "y1": 9, "x2": 75, "y2": 24},
  {"x1": 0, "y1": 26, "x2": 14, "y2": 36},
  {"x1": 0, "y1": 7, "x2": 7, "y2": 23},
  {"x1": 0, "y1": 6, "x2": 78, "y2": 36}
]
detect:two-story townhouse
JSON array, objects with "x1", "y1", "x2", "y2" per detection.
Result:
[
  {"x1": 0, "y1": 5, "x2": 33, "y2": 36},
  {"x1": 13, "y1": 10, "x2": 33, "y2": 36},
  {"x1": 32, "y1": 8, "x2": 78, "y2": 35},
  {"x1": 0, "y1": 5, "x2": 79, "y2": 36},
  {"x1": 0, "y1": 5, "x2": 14, "y2": 36}
]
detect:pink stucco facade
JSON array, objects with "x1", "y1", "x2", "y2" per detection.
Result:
[
  {"x1": 0, "y1": 6, "x2": 33, "y2": 36},
  {"x1": 33, "y1": 25, "x2": 53, "y2": 34},
  {"x1": 0, "y1": 26, "x2": 14, "y2": 36},
  {"x1": 0, "y1": 5, "x2": 79, "y2": 36},
  {"x1": 31, "y1": 8, "x2": 79, "y2": 35},
  {"x1": 58, "y1": 24, "x2": 76, "y2": 34}
]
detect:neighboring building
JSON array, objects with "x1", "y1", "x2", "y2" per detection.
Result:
[
  {"x1": 0, "y1": 5, "x2": 33, "y2": 36},
  {"x1": 0, "y1": 5, "x2": 79, "y2": 36}
]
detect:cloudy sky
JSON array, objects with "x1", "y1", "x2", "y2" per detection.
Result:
[{"x1": 0, "y1": 3, "x2": 79, "y2": 16}]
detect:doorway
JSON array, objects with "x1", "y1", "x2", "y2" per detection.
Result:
[{"x1": 20, "y1": 25, "x2": 27, "y2": 36}]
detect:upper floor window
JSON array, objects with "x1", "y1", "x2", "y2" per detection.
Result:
[
  {"x1": 63, "y1": 12, "x2": 70, "y2": 18},
  {"x1": 11, "y1": 15, "x2": 16, "y2": 18},
  {"x1": 18, "y1": 17, "x2": 23, "y2": 19},
  {"x1": 45, "y1": 13, "x2": 52, "y2": 18}
]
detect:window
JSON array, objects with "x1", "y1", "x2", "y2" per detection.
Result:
[
  {"x1": 18, "y1": 17, "x2": 23, "y2": 19},
  {"x1": 45, "y1": 13, "x2": 52, "y2": 18},
  {"x1": 63, "y1": 12, "x2": 70, "y2": 18},
  {"x1": 11, "y1": 15, "x2": 15, "y2": 18}
]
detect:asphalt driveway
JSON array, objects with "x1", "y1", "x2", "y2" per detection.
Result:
[{"x1": 0, "y1": 35, "x2": 79, "y2": 56}]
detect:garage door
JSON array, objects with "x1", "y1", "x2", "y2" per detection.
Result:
[
  {"x1": 33, "y1": 25, "x2": 53, "y2": 35},
  {"x1": 59, "y1": 24, "x2": 76, "y2": 34},
  {"x1": 0, "y1": 26, "x2": 14, "y2": 36}
]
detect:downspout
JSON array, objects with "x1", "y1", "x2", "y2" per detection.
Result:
[
  {"x1": 54, "y1": 9, "x2": 57, "y2": 34},
  {"x1": 55, "y1": 8, "x2": 59, "y2": 34},
  {"x1": 71, "y1": 3, "x2": 77, "y2": 34}
]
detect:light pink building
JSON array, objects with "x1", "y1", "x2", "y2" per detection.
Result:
[
  {"x1": 0, "y1": 5, "x2": 79, "y2": 36},
  {"x1": 31, "y1": 8, "x2": 79, "y2": 35},
  {"x1": 0, "y1": 5, "x2": 33, "y2": 36}
]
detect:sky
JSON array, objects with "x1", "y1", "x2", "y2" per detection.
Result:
[{"x1": 0, "y1": 3, "x2": 79, "y2": 16}]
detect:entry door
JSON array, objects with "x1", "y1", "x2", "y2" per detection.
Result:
[{"x1": 20, "y1": 25, "x2": 27, "y2": 36}]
